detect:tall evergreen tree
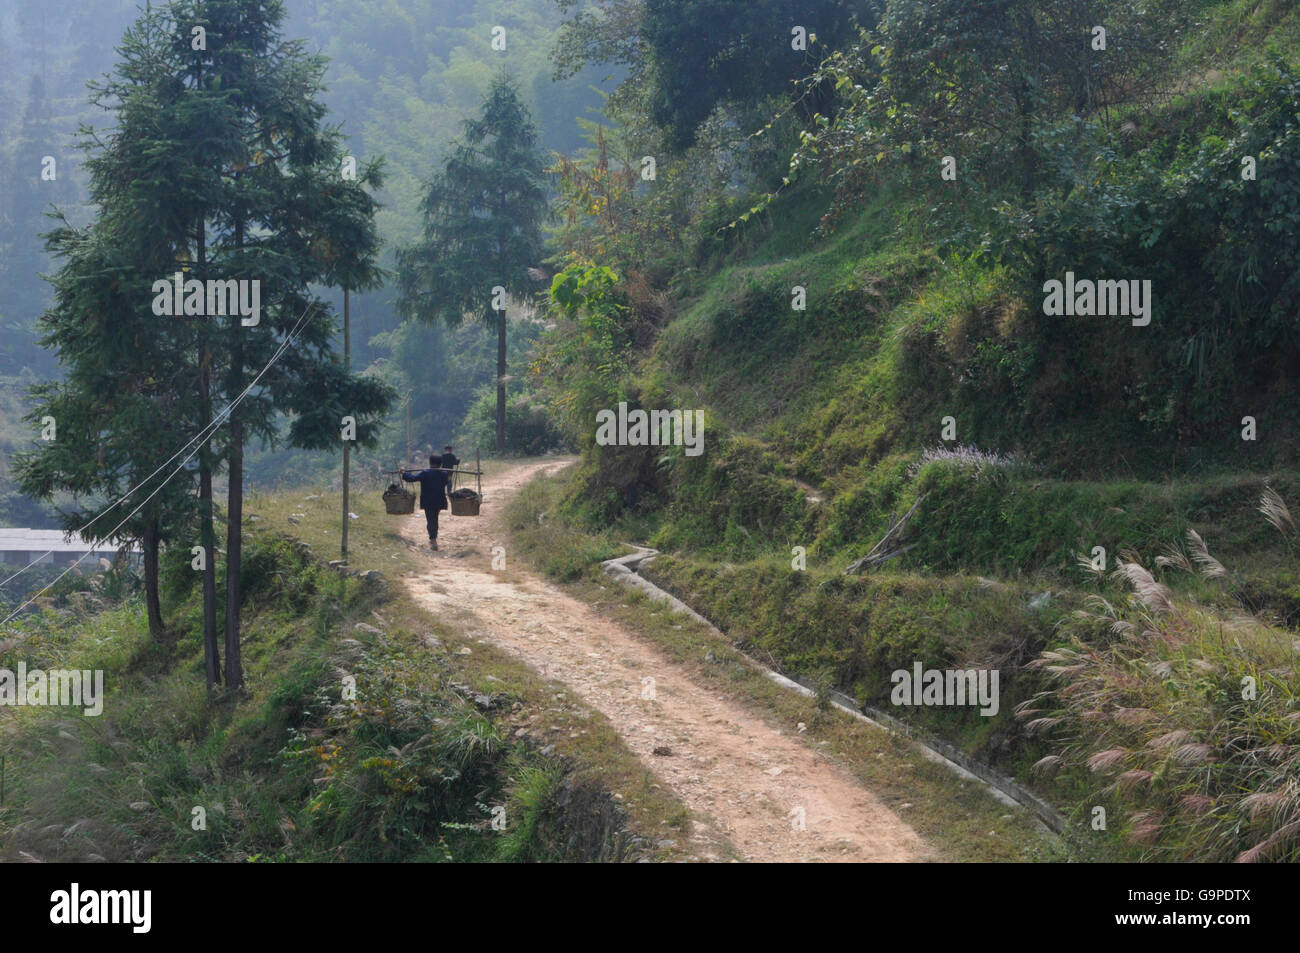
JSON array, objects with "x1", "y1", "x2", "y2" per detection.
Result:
[
  {"x1": 396, "y1": 74, "x2": 549, "y2": 454},
  {"x1": 16, "y1": 214, "x2": 196, "y2": 640},
  {"x1": 18, "y1": 0, "x2": 393, "y2": 690},
  {"x1": 162, "y1": 0, "x2": 391, "y2": 690}
]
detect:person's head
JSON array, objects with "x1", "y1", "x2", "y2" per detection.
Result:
[
  {"x1": 443, "y1": 445, "x2": 453, "y2": 454},
  {"x1": 429, "y1": 454, "x2": 443, "y2": 468}
]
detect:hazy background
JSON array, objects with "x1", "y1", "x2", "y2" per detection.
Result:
[{"x1": 0, "y1": 0, "x2": 613, "y2": 524}]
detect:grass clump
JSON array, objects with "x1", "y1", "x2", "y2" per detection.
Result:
[{"x1": 1023, "y1": 491, "x2": 1300, "y2": 862}]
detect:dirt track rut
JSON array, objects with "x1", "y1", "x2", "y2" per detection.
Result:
[{"x1": 399, "y1": 459, "x2": 929, "y2": 863}]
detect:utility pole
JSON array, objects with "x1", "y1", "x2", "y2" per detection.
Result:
[{"x1": 341, "y1": 287, "x2": 350, "y2": 561}]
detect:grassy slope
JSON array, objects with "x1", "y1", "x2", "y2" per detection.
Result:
[
  {"x1": 506, "y1": 473, "x2": 1069, "y2": 863},
  {"x1": 0, "y1": 472, "x2": 692, "y2": 862},
  {"x1": 539, "y1": 1, "x2": 1300, "y2": 860}
]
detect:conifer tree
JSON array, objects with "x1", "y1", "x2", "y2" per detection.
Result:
[
  {"x1": 18, "y1": 0, "x2": 393, "y2": 690},
  {"x1": 396, "y1": 74, "x2": 549, "y2": 454},
  {"x1": 162, "y1": 0, "x2": 391, "y2": 689},
  {"x1": 17, "y1": 217, "x2": 195, "y2": 640}
]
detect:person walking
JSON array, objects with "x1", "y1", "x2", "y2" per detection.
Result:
[
  {"x1": 441, "y1": 444, "x2": 460, "y2": 491},
  {"x1": 401, "y1": 454, "x2": 451, "y2": 550}
]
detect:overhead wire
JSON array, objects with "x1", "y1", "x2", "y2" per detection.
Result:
[{"x1": 0, "y1": 280, "x2": 334, "y2": 627}]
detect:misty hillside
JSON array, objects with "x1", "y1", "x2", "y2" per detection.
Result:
[{"x1": 0, "y1": 0, "x2": 1298, "y2": 905}]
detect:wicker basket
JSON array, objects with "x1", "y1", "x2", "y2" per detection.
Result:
[
  {"x1": 449, "y1": 490, "x2": 481, "y2": 516},
  {"x1": 382, "y1": 484, "x2": 416, "y2": 515}
]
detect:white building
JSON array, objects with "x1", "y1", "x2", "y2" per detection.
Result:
[{"x1": 0, "y1": 529, "x2": 140, "y2": 568}]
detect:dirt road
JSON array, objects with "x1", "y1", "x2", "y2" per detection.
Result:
[{"x1": 399, "y1": 459, "x2": 929, "y2": 862}]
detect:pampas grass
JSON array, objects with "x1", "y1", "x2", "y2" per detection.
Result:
[{"x1": 1021, "y1": 493, "x2": 1300, "y2": 863}]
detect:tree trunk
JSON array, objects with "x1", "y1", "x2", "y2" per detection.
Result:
[
  {"x1": 224, "y1": 217, "x2": 246, "y2": 692},
  {"x1": 199, "y1": 429, "x2": 220, "y2": 689},
  {"x1": 496, "y1": 308, "x2": 506, "y2": 455},
  {"x1": 224, "y1": 415, "x2": 244, "y2": 691},
  {"x1": 141, "y1": 517, "x2": 164, "y2": 639},
  {"x1": 341, "y1": 288, "x2": 350, "y2": 560},
  {"x1": 197, "y1": 225, "x2": 220, "y2": 690}
]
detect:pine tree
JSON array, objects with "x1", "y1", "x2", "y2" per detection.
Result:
[
  {"x1": 396, "y1": 74, "x2": 549, "y2": 454},
  {"x1": 16, "y1": 217, "x2": 195, "y2": 640},
  {"x1": 18, "y1": 0, "x2": 393, "y2": 689}
]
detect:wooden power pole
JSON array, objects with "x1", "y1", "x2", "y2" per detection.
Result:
[
  {"x1": 406, "y1": 390, "x2": 413, "y2": 462},
  {"x1": 341, "y1": 287, "x2": 350, "y2": 561}
]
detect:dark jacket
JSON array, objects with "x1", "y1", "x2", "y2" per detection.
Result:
[
  {"x1": 441, "y1": 451, "x2": 460, "y2": 471},
  {"x1": 401, "y1": 468, "x2": 449, "y2": 511}
]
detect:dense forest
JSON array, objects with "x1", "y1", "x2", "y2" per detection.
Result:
[{"x1": 1, "y1": 0, "x2": 1299, "y2": 888}]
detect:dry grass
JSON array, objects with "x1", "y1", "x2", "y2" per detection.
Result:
[{"x1": 1026, "y1": 491, "x2": 1300, "y2": 862}]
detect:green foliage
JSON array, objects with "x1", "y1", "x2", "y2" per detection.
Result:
[
  {"x1": 1152, "y1": 58, "x2": 1300, "y2": 353},
  {"x1": 13, "y1": 202, "x2": 202, "y2": 638},
  {"x1": 549, "y1": 118, "x2": 642, "y2": 269},
  {"x1": 460, "y1": 386, "x2": 567, "y2": 456},
  {"x1": 636, "y1": 553, "x2": 1063, "y2": 772},
  {"x1": 519, "y1": 0, "x2": 1300, "y2": 863},
  {"x1": 562, "y1": 0, "x2": 872, "y2": 152},
  {"x1": 620, "y1": 45, "x2": 1300, "y2": 488},
  {"x1": 505, "y1": 475, "x2": 623, "y2": 581},
  {"x1": 533, "y1": 261, "x2": 632, "y2": 445},
  {"x1": 396, "y1": 72, "x2": 550, "y2": 452},
  {"x1": 647, "y1": 435, "x2": 809, "y2": 558},
  {"x1": 757, "y1": 12, "x2": 1300, "y2": 472},
  {"x1": 0, "y1": 519, "x2": 620, "y2": 862},
  {"x1": 493, "y1": 762, "x2": 566, "y2": 861},
  {"x1": 288, "y1": 645, "x2": 511, "y2": 859},
  {"x1": 13, "y1": 0, "x2": 396, "y2": 665},
  {"x1": 239, "y1": 534, "x2": 329, "y2": 613},
  {"x1": 0, "y1": 0, "x2": 597, "y2": 519},
  {"x1": 789, "y1": 0, "x2": 1182, "y2": 219},
  {"x1": 548, "y1": 19, "x2": 823, "y2": 288},
  {"x1": 396, "y1": 74, "x2": 550, "y2": 328}
]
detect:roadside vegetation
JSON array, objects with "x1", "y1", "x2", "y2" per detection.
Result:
[
  {"x1": 506, "y1": 473, "x2": 1068, "y2": 862},
  {"x1": 516, "y1": 0, "x2": 1300, "y2": 862},
  {"x1": 0, "y1": 479, "x2": 689, "y2": 862}
]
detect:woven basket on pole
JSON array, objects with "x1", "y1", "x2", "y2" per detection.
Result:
[
  {"x1": 449, "y1": 489, "x2": 481, "y2": 516},
  {"x1": 382, "y1": 484, "x2": 416, "y2": 515}
]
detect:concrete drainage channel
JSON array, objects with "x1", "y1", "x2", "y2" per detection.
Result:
[{"x1": 600, "y1": 546, "x2": 1068, "y2": 836}]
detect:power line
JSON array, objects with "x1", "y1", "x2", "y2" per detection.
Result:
[{"x1": 0, "y1": 286, "x2": 331, "y2": 614}]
